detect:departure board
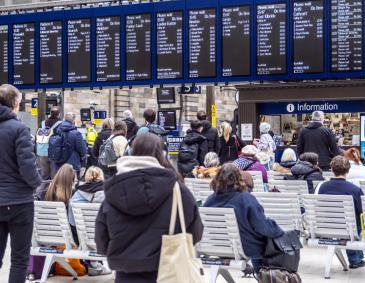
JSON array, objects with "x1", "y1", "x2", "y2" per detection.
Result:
[
  {"x1": 331, "y1": 0, "x2": 363, "y2": 72},
  {"x1": 293, "y1": 0, "x2": 324, "y2": 74},
  {"x1": 13, "y1": 23, "x2": 35, "y2": 85},
  {"x1": 40, "y1": 21, "x2": 62, "y2": 84},
  {"x1": 189, "y1": 9, "x2": 216, "y2": 78},
  {"x1": 0, "y1": 26, "x2": 8, "y2": 84},
  {"x1": 222, "y1": 6, "x2": 250, "y2": 77},
  {"x1": 125, "y1": 14, "x2": 151, "y2": 81},
  {"x1": 68, "y1": 19, "x2": 91, "y2": 83},
  {"x1": 156, "y1": 11, "x2": 183, "y2": 80},
  {"x1": 256, "y1": 4, "x2": 286, "y2": 75},
  {"x1": 96, "y1": 16, "x2": 120, "y2": 82}
]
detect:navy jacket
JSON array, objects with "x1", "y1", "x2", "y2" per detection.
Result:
[
  {"x1": 55, "y1": 121, "x2": 87, "y2": 171},
  {"x1": 319, "y1": 178, "x2": 364, "y2": 227},
  {"x1": 0, "y1": 105, "x2": 42, "y2": 206},
  {"x1": 204, "y1": 191, "x2": 284, "y2": 257}
]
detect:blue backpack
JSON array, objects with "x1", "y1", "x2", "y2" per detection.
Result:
[
  {"x1": 48, "y1": 132, "x2": 73, "y2": 164},
  {"x1": 35, "y1": 121, "x2": 62, "y2": 157}
]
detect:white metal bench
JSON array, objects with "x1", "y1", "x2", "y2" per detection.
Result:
[
  {"x1": 198, "y1": 207, "x2": 249, "y2": 283},
  {"x1": 184, "y1": 178, "x2": 212, "y2": 204},
  {"x1": 253, "y1": 192, "x2": 302, "y2": 232},
  {"x1": 268, "y1": 180, "x2": 309, "y2": 194},
  {"x1": 322, "y1": 171, "x2": 335, "y2": 180},
  {"x1": 359, "y1": 181, "x2": 365, "y2": 194},
  {"x1": 267, "y1": 171, "x2": 286, "y2": 180},
  {"x1": 302, "y1": 194, "x2": 365, "y2": 279}
]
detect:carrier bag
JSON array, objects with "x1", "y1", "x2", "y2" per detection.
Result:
[{"x1": 258, "y1": 267, "x2": 301, "y2": 283}]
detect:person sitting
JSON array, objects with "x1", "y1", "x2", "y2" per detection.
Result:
[
  {"x1": 233, "y1": 145, "x2": 268, "y2": 183},
  {"x1": 204, "y1": 163, "x2": 284, "y2": 273},
  {"x1": 344, "y1": 148, "x2": 365, "y2": 187},
  {"x1": 272, "y1": 148, "x2": 297, "y2": 174},
  {"x1": 95, "y1": 133, "x2": 203, "y2": 283},
  {"x1": 318, "y1": 156, "x2": 364, "y2": 269},
  {"x1": 288, "y1": 152, "x2": 324, "y2": 193},
  {"x1": 193, "y1": 152, "x2": 220, "y2": 179}
]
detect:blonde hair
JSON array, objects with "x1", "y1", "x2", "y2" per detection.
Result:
[
  {"x1": 102, "y1": 118, "x2": 114, "y2": 131},
  {"x1": 45, "y1": 164, "x2": 75, "y2": 204},
  {"x1": 281, "y1": 148, "x2": 297, "y2": 163},
  {"x1": 220, "y1": 121, "x2": 232, "y2": 142},
  {"x1": 85, "y1": 166, "x2": 104, "y2": 183}
]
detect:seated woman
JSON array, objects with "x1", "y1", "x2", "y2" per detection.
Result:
[
  {"x1": 204, "y1": 163, "x2": 284, "y2": 273},
  {"x1": 344, "y1": 148, "x2": 365, "y2": 187},
  {"x1": 289, "y1": 152, "x2": 324, "y2": 193},
  {"x1": 272, "y1": 148, "x2": 297, "y2": 174},
  {"x1": 318, "y1": 156, "x2": 364, "y2": 269},
  {"x1": 193, "y1": 152, "x2": 220, "y2": 178},
  {"x1": 233, "y1": 145, "x2": 268, "y2": 183}
]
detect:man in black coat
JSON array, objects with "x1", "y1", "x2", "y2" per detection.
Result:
[
  {"x1": 297, "y1": 111, "x2": 341, "y2": 171},
  {"x1": 0, "y1": 84, "x2": 42, "y2": 283},
  {"x1": 122, "y1": 110, "x2": 139, "y2": 140},
  {"x1": 197, "y1": 110, "x2": 220, "y2": 154}
]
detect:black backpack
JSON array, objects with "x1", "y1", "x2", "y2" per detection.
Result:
[{"x1": 178, "y1": 141, "x2": 199, "y2": 164}]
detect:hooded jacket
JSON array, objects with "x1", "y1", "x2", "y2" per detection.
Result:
[
  {"x1": 177, "y1": 129, "x2": 208, "y2": 175},
  {"x1": 95, "y1": 156, "x2": 203, "y2": 273},
  {"x1": 297, "y1": 122, "x2": 341, "y2": 170},
  {"x1": 54, "y1": 121, "x2": 87, "y2": 171},
  {"x1": 201, "y1": 120, "x2": 220, "y2": 154},
  {"x1": 123, "y1": 117, "x2": 139, "y2": 140},
  {"x1": 289, "y1": 161, "x2": 324, "y2": 193},
  {"x1": 0, "y1": 105, "x2": 42, "y2": 206}
]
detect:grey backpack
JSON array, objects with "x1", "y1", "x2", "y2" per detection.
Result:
[{"x1": 98, "y1": 137, "x2": 118, "y2": 166}]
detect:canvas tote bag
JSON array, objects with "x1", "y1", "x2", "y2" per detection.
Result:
[{"x1": 157, "y1": 182, "x2": 205, "y2": 283}]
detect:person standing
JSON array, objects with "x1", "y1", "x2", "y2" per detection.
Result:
[
  {"x1": 92, "y1": 118, "x2": 114, "y2": 160},
  {"x1": 122, "y1": 110, "x2": 139, "y2": 140},
  {"x1": 197, "y1": 110, "x2": 220, "y2": 154},
  {"x1": 218, "y1": 121, "x2": 246, "y2": 164},
  {"x1": 297, "y1": 111, "x2": 341, "y2": 171},
  {"x1": 0, "y1": 84, "x2": 42, "y2": 283}
]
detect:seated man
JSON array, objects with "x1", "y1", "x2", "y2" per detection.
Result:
[{"x1": 318, "y1": 155, "x2": 364, "y2": 269}]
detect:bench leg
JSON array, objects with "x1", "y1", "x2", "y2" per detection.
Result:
[
  {"x1": 219, "y1": 269, "x2": 235, "y2": 283},
  {"x1": 335, "y1": 248, "x2": 348, "y2": 271},
  {"x1": 55, "y1": 257, "x2": 78, "y2": 279},
  {"x1": 39, "y1": 254, "x2": 56, "y2": 283},
  {"x1": 324, "y1": 246, "x2": 336, "y2": 279},
  {"x1": 209, "y1": 265, "x2": 219, "y2": 283}
]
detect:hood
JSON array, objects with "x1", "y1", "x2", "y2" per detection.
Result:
[
  {"x1": 280, "y1": 160, "x2": 297, "y2": 168},
  {"x1": 184, "y1": 130, "x2": 206, "y2": 145},
  {"x1": 123, "y1": 117, "x2": 137, "y2": 128},
  {"x1": 77, "y1": 181, "x2": 104, "y2": 194},
  {"x1": 147, "y1": 123, "x2": 169, "y2": 136},
  {"x1": 207, "y1": 191, "x2": 239, "y2": 205},
  {"x1": 0, "y1": 104, "x2": 16, "y2": 123},
  {"x1": 104, "y1": 156, "x2": 177, "y2": 216},
  {"x1": 57, "y1": 121, "x2": 77, "y2": 133},
  {"x1": 202, "y1": 120, "x2": 212, "y2": 131},
  {"x1": 291, "y1": 161, "x2": 319, "y2": 176},
  {"x1": 306, "y1": 121, "x2": 323, "y2": 129}
]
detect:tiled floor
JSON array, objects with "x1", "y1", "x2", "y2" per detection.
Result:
[{"x1": 1, "y1": 245, "x2": 365, "y2": 282}]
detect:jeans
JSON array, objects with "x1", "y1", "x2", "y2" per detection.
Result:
[
  {"x1": 250, "y1": 257, "x2": 263, "y2": 274},
  {"x1": 346, "y1": 226, "x2": 364, "y2": 265},
  {"x1": 0, "y1": 202, "x2": 34, "y2": 283}
]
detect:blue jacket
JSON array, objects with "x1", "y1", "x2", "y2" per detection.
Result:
[
  {"x1": 0, "y1": 105, "x2": 42, "y2": 206},
  {"x1": 55, "y1": 121, "x2": 87, "y2": 171},
  {"x1": 204, "y1": 191, "x2": 284, "y2": 257}
]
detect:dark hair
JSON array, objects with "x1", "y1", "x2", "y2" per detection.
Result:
[
  {"x1": 330, "y1": 156, "x2": 351, "y2": 176},
  {"x1": 191, "y1": 120, "x2": 203, "y2": 130},
  {"x1": 197, "y1": 110, "x2": 206, "y2": 121},
  {"x1": 143, "y1": 109, "x2": 156, "y2": 123},
  {"x1": 211, "y1": 163, "x2": 247, "y2": 194},
  {"x1": 50, "y1": 106, "x2": 60, "y2": 119},
  {"x1": 344, "y1": 148, "x2": 361, "y2": 165},
  {"x1": 0, "y1": 84, "x2": 21, "y2": 109},
  {"x1": 299, "y1": 152, "x2": 319, "y2": 166},
  {"x1": 113, "y1": 120, "x2": 127, "y2": 137}
]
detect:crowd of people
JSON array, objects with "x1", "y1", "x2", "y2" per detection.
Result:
[{"x1": 0, "y1": 83, "x2": 365, "y2": 283}]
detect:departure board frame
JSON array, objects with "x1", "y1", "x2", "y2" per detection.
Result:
[{"x1": 0, "y1": 15, "x2": 10, "y2": 85}]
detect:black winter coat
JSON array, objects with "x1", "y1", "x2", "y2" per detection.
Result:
[
  {"x1": 0, "y1": 105, "x2": 42, "y2": 206},
  {"x1": 201, "y1": 120, "x2": 220, "y2": 154},
  {"x1": 95, "y1": 166, "x2": 203, "y2": 276},
  {"x1": 92, "y1": 129, "x2": 112, "y2": 158},
  {"x1": 219, "y1": 135, "x2": 246, "y2": 164},
  {"x1": 123, "y1": 118, "x2": 139, "y2": 140},
  {"x1": 289, "y1": 161, "x2": 325, "y2": 193},
  {"x1": 297, "y1": 122, "x2": 341, "y2": 170}
]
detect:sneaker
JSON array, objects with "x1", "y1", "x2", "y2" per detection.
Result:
[
  {"x1": 242, "y1": 263, "x2": 254, "y2": 277},
  {"x1": 88, "y1": 263, "x2": 112, "y2": 276},
  {"x1": 349, "y1": 261, "x2": 365, "y2": 269}
]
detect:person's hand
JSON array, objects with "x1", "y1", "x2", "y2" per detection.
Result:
[{"x1": 253, "y1": 139, "x2": 259, "y2": 146}]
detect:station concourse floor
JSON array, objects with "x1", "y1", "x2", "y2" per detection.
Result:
[{"x1": 1, "y1": 244, "x2": 365, "y2": 282}]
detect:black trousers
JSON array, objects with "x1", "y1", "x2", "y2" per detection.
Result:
[{"x1": 0, "y1": 202, "x2": 34, "y2": 283}]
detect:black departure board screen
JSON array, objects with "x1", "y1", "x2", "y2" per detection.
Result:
[
  {"x1": 0, "y1": 26, "x2": 8, "y2": 84},
  {"x1": 222, "y1": 6, "x2": 250, "y2": 77},
  {"x1": 156, "y1": 11, "x2": 183, "y2": 80},
  {"x1": 96, "y1": 16, "x2": 120, "y2": 82},
  {"x1": 126, "y1": 14, "x2": 151, "y2": 81},
  {"x1": 13, "y1": 23, "x2": 35, "y2": 85},
  {"x1": 40, "y1": 21, "x2": 62, "y2": 84},
  {"x1": 189, "y1": 9, "x2": 216, "y2": 78},
  {"x1": 331, "y1": 0, "x2": 363, "y2": 72},
  {"x1": 68, "y1": 19, "x2": 91, "y2": 83},
  {"x1": 293, "y1": 0, "x2": 324, "y2": 74},
  {"x1": 256, "y1": 4, "x2": 286, "y2": 75}
]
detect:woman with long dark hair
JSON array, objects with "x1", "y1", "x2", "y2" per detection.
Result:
[{"x1": 95, "y1": 133, "x2": 203, "y2": 283}]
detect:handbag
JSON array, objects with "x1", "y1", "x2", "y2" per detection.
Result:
[
  {"x1": 258, "y1": 267, "x2": 302, "y2": 283},
  {"x1": 157, "y1": 182, "x2": 205, "y2": 283},
  {"x1": 262, "y1": 230, "x2": 303, "y2": 273}
]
